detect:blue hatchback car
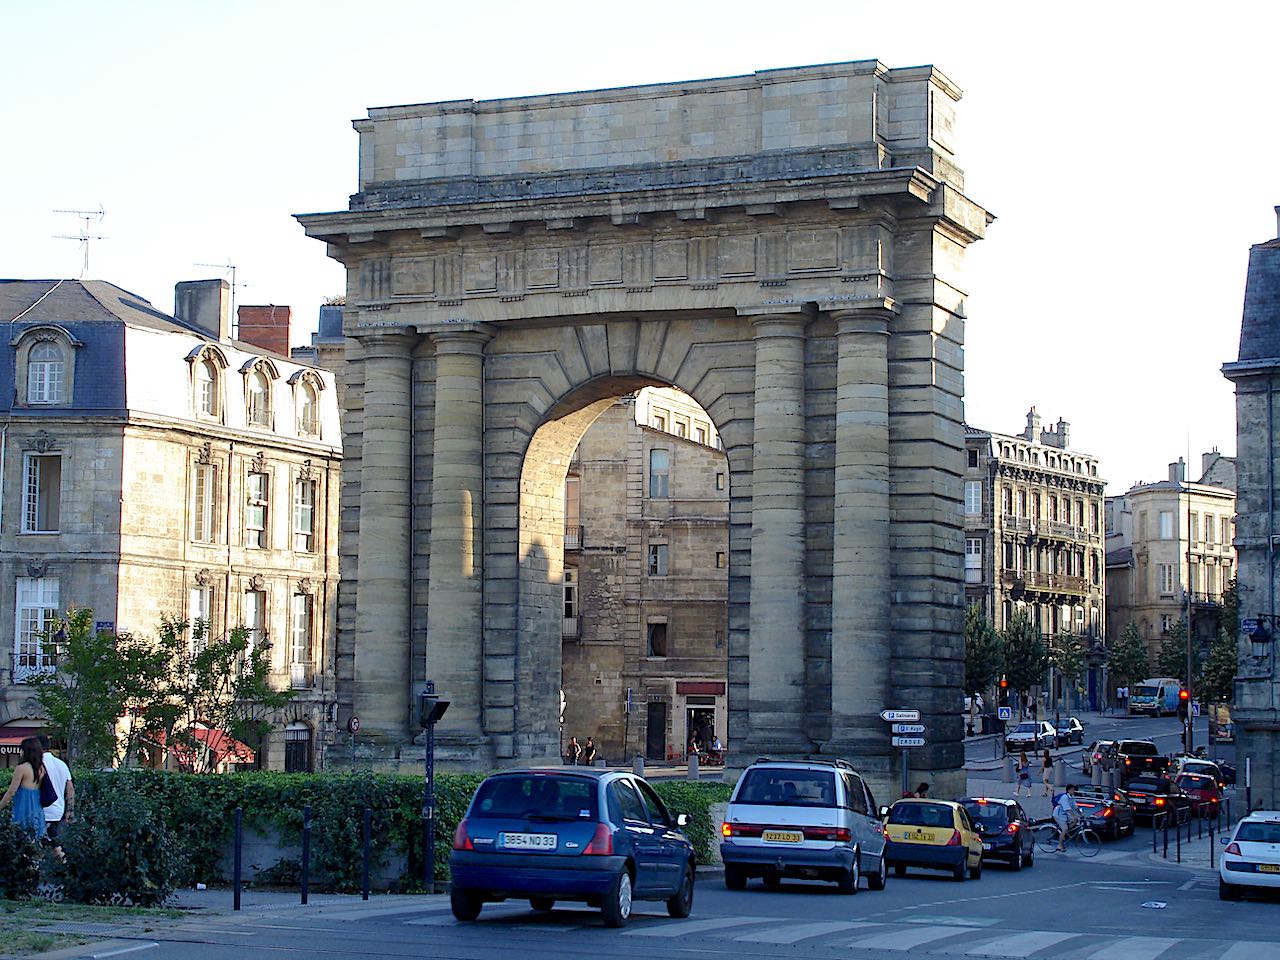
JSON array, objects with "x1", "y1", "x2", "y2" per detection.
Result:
[{"x1": 450, "y1": 768, "x2": 695, "y2": 927}]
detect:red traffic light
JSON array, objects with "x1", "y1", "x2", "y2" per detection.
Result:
[
  {"x1": 999, "y1": 678, "x2": 1008, "y2": 689},
  {"x1": 1179, "y1": 688, "x2": 1190, "y2": 701}
]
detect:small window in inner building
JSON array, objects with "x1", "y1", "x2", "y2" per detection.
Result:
[
  {"x1": 648, "y1": 543, "x2": 668, "y2": 576},
  {"x1": 968, "y1": 449, "x2": 979, "y2": 468},
  {"x1": 646, "y1": 622, "x2": 668, "y2": 657},
  {"x1": 715, "y1": 472, "x2": 726, "y2": 491},
  {"x1": 695, "y1": 425, "x2": 707, "y2": 445},
  {"x1": 715, "y1": 551, "x2": 726, "y2": 569}
]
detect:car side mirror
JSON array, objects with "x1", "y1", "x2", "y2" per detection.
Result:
[
  {"x1": 878, "y1": 806, "x2": 890, "y2": 818},
  {"x1": 1219, "y1": 836, "x2": 1230, "y2": 845},
  {"x1": 676, "y1": 813, "x2": 689, "y2": 828}
]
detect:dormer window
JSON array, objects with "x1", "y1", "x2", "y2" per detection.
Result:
[
  {"x1": 186, "y1": 345, "x2": 228, "y2": 421},
  {"x1": 13, "y1": 326, "x2": 81, "y2": 407},
  {"x1": 27, "y1": 342, "x2": 64, "y2": 403},
  {"x1": 248, "y1": 369, "x2": 270, "y2": 426},
  {"x1": 298, "y1": 381, "x2": 318, "y2": 435}
]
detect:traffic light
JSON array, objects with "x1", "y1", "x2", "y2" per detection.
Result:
[
  {"x1": 1177, "y1": 688, "x2": 1190, "y2": 720},
  {"x1": 999, "y1": 677, "x2": 1009, "y2": 706}
]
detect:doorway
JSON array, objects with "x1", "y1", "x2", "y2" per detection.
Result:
[{"x1": 645, "y1": 701, "x2": 668, "y2": 761}]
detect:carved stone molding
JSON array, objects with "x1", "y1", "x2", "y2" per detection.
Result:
[
  {"x1": 251, "y1": 450, "x2": 267, "y2": 474},
  {"x1": 22, "y1": 430, "x2": 58, "y2": 452},
  {"x1": 197, "y1": 441, "x2": 214, "y2": 465},
  {"x1": 296, "y1": 577, "x2": 313, "y2": 596},
  {"x1": 298, "y1": 459, "x2": 316, "y2": 481},
  {"x1": 246, "y1": 574, "x2": 265, "y2": 591},
  {"x1": 25, "y1": 558, "x2": 49, "y2": 579},
  {"x1": 194, "y1": 568, "x2": 213, "y2": 587}
]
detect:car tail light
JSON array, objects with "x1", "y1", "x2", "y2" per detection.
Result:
[
  {"x1": 1226, "y1": 842, "x2": 1242, "y2": 855},
  {"x1": 583, "y1": 823, "x2": 614, "y2": 856},
  {"x1": 1102, "y1": 808, "x2": 1114, "y2": 818},
  {"x1": 452, "y1": 819, "x2": 473, "y2": 851},
  {"x1": 946, "y1": 830, "x2": 962, "y2": 846},
  {"x1": 1005, "y1": 823, "x2": 1019, "y2": 834},
  {"x1": 1125, "y1": 757, "x2": 1132, "y2": 766},
  {"x1": 722, "y1": 823, "x2": 765, "y2": 838},
  {"x1": 1154, "y1": 797, "x2": 1166, "y2": 807},
  {"x1": 802, "y1": 826, "x2": 851, "y2": 842}
]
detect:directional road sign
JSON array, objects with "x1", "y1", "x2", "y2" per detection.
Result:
[
  {"x1": 997, "y1": 706, "x2": 1013, "y2": 721},
  {"x1": 892, "y1": 736, "x2": 926, "y2": 748},
  {"x1": 880, "y1": 709, "x2": 920, "y2": 722},
  {"x1": 892, "y1": 723, "x2": 925, "y2": 734},
  {"x1": 1191, "y1": 701, "x2": 1201, "y2": 717}
]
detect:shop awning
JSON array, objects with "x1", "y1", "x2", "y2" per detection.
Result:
[{"x1": 0, "y1": 726, "x2": 44, "y2": 755}]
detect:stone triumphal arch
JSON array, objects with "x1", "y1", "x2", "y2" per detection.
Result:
[{"x1": 299, "y1": 60, "x2": 991, "y2": 795}]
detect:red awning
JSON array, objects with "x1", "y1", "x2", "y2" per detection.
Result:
[
  {"x1": 676, "y1": 681, "x2": 725, "y2": 695},
  {"x1": 149, "y1": 727, "x2": 256, "y2": 769},
  {"x1": 0, "y1": 726, "x2": 43, "y2": 745}
]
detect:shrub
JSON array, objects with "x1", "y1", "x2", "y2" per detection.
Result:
[
  {"x1": 0, "y1": 821, "x2": 43, "y2": 900},
  {"x1": 652, "y1": 780, "x2": 732, "y2": 864},
  {"x1": 56, "y1": 785, "x2": 182, "y2": 905}
]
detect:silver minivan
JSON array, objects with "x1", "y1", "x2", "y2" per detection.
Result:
[{"x1": 720, "y1": 758, "x2": 888, "y2": 893}]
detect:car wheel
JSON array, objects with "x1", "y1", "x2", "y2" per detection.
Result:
[
  {"x1": 1024, "y1": 844, "x2": 1034, "y2": 868},
  {"x1": 601, "y1": 869, "x2": 633, "y2": 928},
  {"x1": 1219, "y1": 879, "x2": 1241, "y2": 901},
  {"x1": 970, "y1": 856, "x2": 982, "y2": 880},
  {"x1": 866, "y1": 853, "x2": 888, "y2": 891},
  {"x1": 724, "y1": 865, "x2": 747, "y2": 891},
  {"x1": 762, "y1": 871, "x2": 781, "y2": 889},
  {"x1": 667, "y1": 864, "x2": 694, "y2": 918},
  {"x1": 837, "y1": 853, "x2": 859, "y2": 895},
  {"x1": 1010, "y1": 847, "x2": 1023, "y2": 871},
  {"x1": 952, "y1": 860, "x2": 966, "y2": 882},
  {"x1": 451, "y1": 888, "x2": 483, "y2": 922},
  {"x1": 530, "y1": 897, "x2": 555, "y2": 912}
]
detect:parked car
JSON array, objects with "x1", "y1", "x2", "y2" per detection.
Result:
[
  {"x1": 1170, "y1": 755, "x2": 1230, "y2": 790},
  {"x1": 1005, "y1": 721, "x2": 1057, "y2": 753},
  {"x1": 960, "y1": 798, "x2": 1035, "y2": 870},
  {"x1": 1129, "y1": 677, "x2": 1182, "y2": 716},
  {"x1": 1073, "y1": 786, "x2": 1136, "y2": 840},
  {"x1": 720, "y1": 757, "x2": 888, "y2": 893},
  {"x1": 449, "y1": 768, "x2": 695, "y2": 927},
  {"x1": 1175, "y1": 773, "x2": 1223, "y2": 818},
  {"x1": 1081, "y1": 740, "x2": 1116, "y2": 776},
  {"x1": 1116, "y1": 740, "x2": 1169, "y2": 783},
  {"x1": 882, "y1": 798, "x2": 984, "y2": 881},
  {"x1": 1054, "y1": 717, "x2": 1085, "y2": 746},
  {"x1": 1219, "y1": 810, "x2": 1280, "y2": 900},
  {"x1": 1123, "y1": 775, "x2": 1193, "y2": 825}
]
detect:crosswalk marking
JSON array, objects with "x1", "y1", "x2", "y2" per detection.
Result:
[
  {"x1": 1221, "y1": 943, "x2": 1280, "y2": 960},
  {"x1": 732, "y1": 920, "x2": 878, "y2": 944},
  {"x1": 966, "y1": 930, "x2": 1078, "y2": 957},
  {"x1": 622, "y1": 915, "x2": 772, "y2": 937},
  {"x1": 1084, "y1": 936, "x2": 1178, "y2": 960},
  {"x1": 845, "y1": 925, "x2": 970, "y2": 951}
]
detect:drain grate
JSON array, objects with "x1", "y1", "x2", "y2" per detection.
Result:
[{"x1": 34, "y1": 921, "x2": 132, "y2": 935}]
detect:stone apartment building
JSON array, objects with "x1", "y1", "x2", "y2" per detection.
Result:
[
  {"x1": 0, "y1": 279, "x2": 341, "y2": 771},
  {"x1": 1223, "y1": 208, "x2": 1280, "y2": 808},
  {"x1": 964, "y1": 409, "x2": 1107, "y2": 708},
  {"x1": 562, "y1": 387, "x2": 728, "y2": 763},
  {"x1": 1104, "y1": 454, "x2": 1236, "y2": 667}
]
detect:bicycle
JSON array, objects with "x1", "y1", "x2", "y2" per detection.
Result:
[{"x1": 1033, "y1": 818, "x2": 1100, "y2": 857}]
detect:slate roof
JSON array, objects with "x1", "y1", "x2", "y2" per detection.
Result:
[
  {"x1": 1237, "y1": 238, "x2": 1280, "y2": 363},
  {"x1": 0, "y1": 279, "x2": 208, "y2": 338}
]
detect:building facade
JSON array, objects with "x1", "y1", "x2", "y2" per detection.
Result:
[
  {"x1": 562, "y1": 388, "x2": 728, "y2": 763},
  {"x1": 964, "y1": 409, "x2": 1106, "y2": 708},
  {"x1": 0, "y1": 279, "x2": 342, "y2": 770},
  {"x1": 1104, "y1": 455, "x2": 1237, "y2": 668},
  {"x1": 1223, "y1": 209, "x2": 1280, "y2": 810}
]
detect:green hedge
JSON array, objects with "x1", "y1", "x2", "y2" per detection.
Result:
[{"x1": 10, "y1": 769, "x2": 730, "y2": 892}]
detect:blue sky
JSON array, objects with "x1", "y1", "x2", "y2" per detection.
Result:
[{"x1": 4, "y1": 1, "x2": 1278, "y2": 492}]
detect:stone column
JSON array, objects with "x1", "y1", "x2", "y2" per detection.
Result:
[
  {"x1": 828, "y1": 305, "x2": 894, "y2": 763},
  {"x1": 352, "y1": 328, "x2": 418, "y2": 739},
  {"x1": 425, "y1": 324, "x2": 491, "y2": 753},
  {"x1": 744, "y1": 308, "x2": 810, "y2": 753}
]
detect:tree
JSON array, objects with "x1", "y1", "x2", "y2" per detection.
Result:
[
  {"x1": 1049, "y1": 633, "x2": 1086, "y2": 692},
  {"x1": 1155, "y1": 619, "x2": 1199, "y2": 684},
  {"x1": 964, "y1": 605, "x2": 1004, "y2": 697},
  {"x1": 149, "y1": 616, "x2": 294, "y2": 773},
  {"x1": 1002, "y1": 608, "x2": 1048, "y2": 699},
  {"x1": 1107, "y1": 622, "x2": 1150, "y2": 688},
  {"x1": 1201, "y1": 629, "x2": 1238, "y2": 704}
]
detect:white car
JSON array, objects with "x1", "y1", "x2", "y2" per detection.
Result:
[{"x1": 1219, "y1": 811, "x2": 1280, "y2": 899}]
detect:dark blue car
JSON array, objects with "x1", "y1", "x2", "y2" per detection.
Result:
[{"x1": 450, "y1": 768, "x2": 695, "y2": 927}]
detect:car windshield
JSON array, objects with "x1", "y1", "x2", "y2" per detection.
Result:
[
  {"x1": 1184, "y1": 762, "x2": 1217, "y2": 776},
  {"x1": 1127, "y1": 778, "x2": 1165, "y2": 792},
  {"x1": 1236, "y1": 822, "x2": 1280, "y2": 844},
  {"x1": 889, "y1": 802, "x2": 954, "y2": 827},
  {"x1": 1120, "y1": 742, "x2": 1158, "y2": 756},
  {"x1": 471, "y1": 774, "x2": 598, "y2": 821},
  {"x1": 961, "y1": 801, "x2": 1009, "y2": 827},
  {"x1": 1012, "y1": 723, "x2": 1038, "y2": 734},
  {"x1": 1177, "y1": 775, "x2": 1215, "y2": 790},
  {"x1": 734, "y1": 769, "x2": 836, "y2": 807},
  {"x1": 1133, "y1": 685, "x2": 1160, "y2": 698}
]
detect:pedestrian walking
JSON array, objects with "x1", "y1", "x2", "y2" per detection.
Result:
[
  {"x1": 1015, "y1": 751, "x2": 1031, "y2": 796},
  {"x1": 1041, "y1": 748, "x2": 1054, "y2": 797},
  {"x1": 565, "y1": 736, "x2": 582, "y2": 765},
  {"x1": 582, "y1": 737, "x2": 598, "y2": 764},
  {"x1": 0, "y1": 737, "x2": 49, "y2": 839},
  {"x1": 38, "y1": 735, "x2": 74, "y2": 861}
]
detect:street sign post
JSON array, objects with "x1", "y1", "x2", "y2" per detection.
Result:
[
  {"x1": 891, "y1": 723, "x2": 925, "y2": 734},
  {"x1": 1191, "y1": 701, "x2": 1201, "y2": 717},
  {"x1": 892, "y1": 736, "x2": 927, "y2": 748},
  {"x1": 882, "y1": 708, "x2": 922, "y2": 796},
  {"x1": 880, "y1": 709, "x2": 921, "y2": 722},
  {"x1": 998, "y1": 706, "x2": 1012, "y2": 721}
]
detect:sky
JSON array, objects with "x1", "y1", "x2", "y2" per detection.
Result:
[{"x1": 3, "y1": 1, "x2": 1277, "y2": 494}]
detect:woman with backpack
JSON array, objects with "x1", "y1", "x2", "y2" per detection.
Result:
[
  {"x1": 0, "y1": 737, "x2": 50, "y2": 838},
  {"x1": 1015, "y1": 751, "x2": 1032, "y2": 796}
]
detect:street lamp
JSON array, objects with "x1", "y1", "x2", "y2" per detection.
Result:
[
  {"x1": 1242, "y1": 615, "x2": 1280, "y2": 660},
  {"x1": 418, "y1": 681, "x2": 449, "y2": 894}
]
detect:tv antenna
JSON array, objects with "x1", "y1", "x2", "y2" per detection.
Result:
[
  {"x1": 53, "y1": 205, "x2": 107, "y2": 279},
  {"x1": 194, "y1": 260, "x2": 248, "y2": 336}
]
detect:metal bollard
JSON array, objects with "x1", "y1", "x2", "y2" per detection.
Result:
[
  {"x1": 1163, "y1": 815, "x2": 1169, "y2": 858},
  {"x1": 1091, "y1": 764, "x2": 1102, "y2": 787},
  {"x1": 1054, "y1": 759, "x2": 1067, "y2": 787},
  {"x1": 301, "y1": 804, "x2": 312, "y2": 905},
  {"x1": 362, "y1": 807, "x2": 372, "y2": 902},
  {"x1": 1003, "y1": 756, "x2": 1014, "y2": 783},
  {"x1": 1151, "y1": 812, "x2": 1157, "y2": 853},
  {"x1": 1210, "y1": 817, "x2": 1216, "y2": 869},
  {"x1": 1176, "y1": 814, "x2": 1181, "y2": 863},
  {"x1": 233, "y1": 806, "x2": 243, "y2": 912},
  {"x1": 633, "y1": 754, "x2": 644, "y2": 777},
  {"x1": 687, "y1": 752, "x2": 700, "y2": 781}
]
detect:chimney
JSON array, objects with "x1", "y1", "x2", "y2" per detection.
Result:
[
  {"x1": 237, "y1": 304, "x2": 292, "y2": 355},
  {"x1": 174, "y1": 280, "x2": 232, "y2": 341},
  {"x1": 1054, "y1": 418, "x2": 1070, "y2": 449},
  {"x1": 315, "y1": 304, "x2": 345, "y2": 343},
  {"x1": 1025, "y1": 406, "x2": 1041, "y2": 442},
  {"x1": 1169, "y1": 458, "x2": 1186, "y2": 483},
  {"x1": 1202, "y1": 447, "x2": 1219, "y2": 479}
]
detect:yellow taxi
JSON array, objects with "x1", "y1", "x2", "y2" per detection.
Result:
[{"x1": 882, "y1": 798, "x2": 983, "y2": 881}]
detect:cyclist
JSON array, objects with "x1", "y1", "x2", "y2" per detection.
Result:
[{"x1": 1053, "y1": 783, "x2": 1081, "y2": 852}]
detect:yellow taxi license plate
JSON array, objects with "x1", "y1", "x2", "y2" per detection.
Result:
[
  {"x1": 1259, "y1": 864, "x2": 1280, "y2": 873},
  {"x1": 903, "y1": 829, "x2": 938, "y2": 843},
  {"x1": 762, "y1": 830, "x2": 803, "y2": 843}
]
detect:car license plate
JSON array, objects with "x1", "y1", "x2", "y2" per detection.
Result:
[
  {"x1": 906, "y1": 829, "x2": 937, "y2": 843},
  {"x1": 1258, "y1": 864, "x2": 1280, "y2": 874},
  {"x1": 762, "y1": 830, "x2": 803, "y2": 843},
  {"x1": 982, "y1": 842, "x2": 993, "y2": 851},
  {"x1": 500, "y1": 832, "x2": 557, "y2": 850}
]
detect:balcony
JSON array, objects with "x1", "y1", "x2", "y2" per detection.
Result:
[
  {"x1": 1188, "y1": 592, "x2": 1222, "y2": 609},
  {"x1": 564, "y1": 526, "x2": 583, "y2": 551},
  {"x1": 562, "y1": 616, "x2": 580, "y2": 640},
  {"x1": 1001, "y1": 570, "x2": 1089, "y2": 597},
  {"x1": 289, "y1": 662, "x2": 312, "y2": 690},
  {"x1": 11, "y1": 653, "x2": 55, "y2": 684},
  {"x1": 1002, "y1": 515, "x2": 1032, "y2": 533}
]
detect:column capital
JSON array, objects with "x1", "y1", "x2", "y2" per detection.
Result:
[
  {"x1": 425, "y1": 322, "x2": 493, "y2": 354},
  {"x1": 351, "y1": 326, "x2": 419, "y2": 357},
  {"x1": 737, "y1": 301, "x2": 816, "y2": 321},
  {"x1": 829, "y1": 298, "x2": 898, "y2": 336}
]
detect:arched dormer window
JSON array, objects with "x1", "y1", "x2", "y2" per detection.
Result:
[
  {"x1": 240, "y1": 358, "x2": 280, "y2": 429},
  {"x1": 287, "y1": 369, "x2": 325, "y2": 438},
  {"x1": 12, "y1": 325, "x2": 82, "y2": 407},
  {"x1": 186, "y1": 345, "x2": 229, "y2": 421}
]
